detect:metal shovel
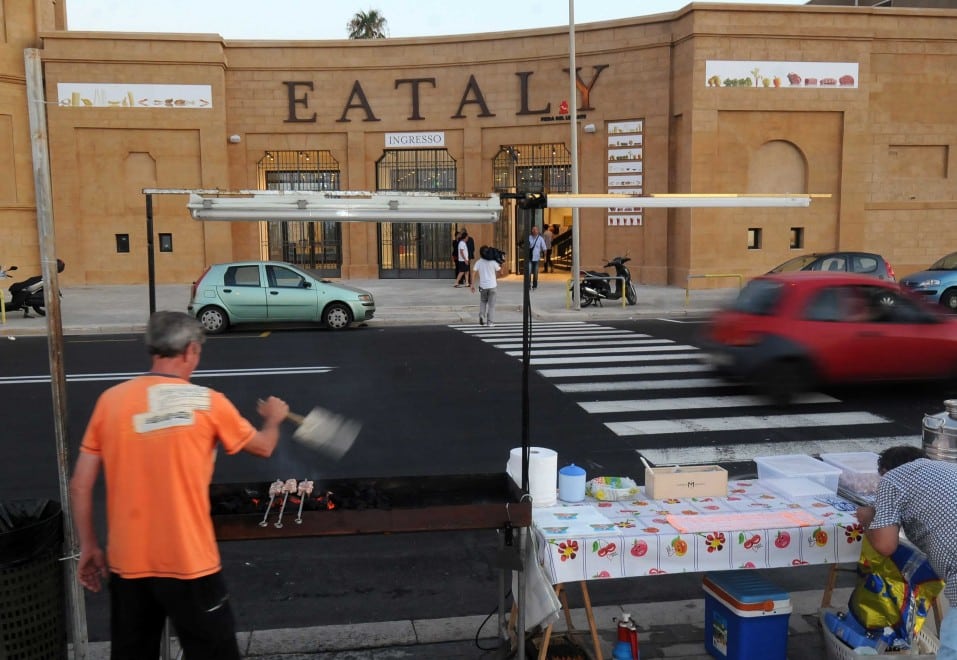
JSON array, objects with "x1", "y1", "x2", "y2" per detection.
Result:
[{"x1": 285, "y1": 406, "x2": 361, "y2": 462}]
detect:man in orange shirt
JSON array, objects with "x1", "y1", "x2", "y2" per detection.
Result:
[{"x1": 69, "y1": 311, "x2": 290, "y2": 659}]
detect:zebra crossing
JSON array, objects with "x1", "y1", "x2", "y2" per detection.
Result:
[{"x1": 451, "y1": 320, "x2": 919, "y2": 465}]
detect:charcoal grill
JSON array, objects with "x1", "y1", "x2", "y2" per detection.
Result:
[{"x1": 211, "y1": 473, "x2": 530, "y2": 540}]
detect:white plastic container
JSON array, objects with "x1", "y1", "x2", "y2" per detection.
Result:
[
  {"x1": 753, "y1": 454, "x2": 841, "y2": 493},
  {"x1": 819, "y1": 451, "x2": 880, "y2": 497},
  {"x1": 759, "y1": 476, "x2": 834, "y2": 499}
]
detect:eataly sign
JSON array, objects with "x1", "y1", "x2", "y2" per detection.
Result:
[{"x1": 282, "y1": 65, "x2": 609, "y2": 123}]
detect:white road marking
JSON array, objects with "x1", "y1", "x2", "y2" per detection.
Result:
[
  {"x1": 556, "y1": 378, "x2": 730, "y2": 392},
  {"x1": 637, "y1": 437, "x2": 921, "y2": 466},
  {"x1": 540, "y1": 365, "x2": 713, "y2": 377},
  {"x1": 506, "y1": 344, "x2": 692, "y2": 358},
  {"x1": 0, "y1": 366, "x2": 334, "y2": 385},
  {"x1": 450, "y1": 321, "x2": 592, "y2": 329},
  {"x1": 606, "y1": 411, "x2": 888, "y2": 436},
  {"x1": 579, "y1": 393, "x2": 837, "y2": 413},
  {"x1": 473, "y1": 330, "x2": 640, "y2": 340},
  {"x1": 532, "y1": 352, "x2": 699, "y2": 365},
  {"x1": 492, "y1": 338, "x2": 661, "y2": 349}
]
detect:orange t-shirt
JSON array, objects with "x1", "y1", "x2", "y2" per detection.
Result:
[{"x1": 79, "y1": 374, "x2": 256, "y2": 579}]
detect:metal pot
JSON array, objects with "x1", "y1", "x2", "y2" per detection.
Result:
[{"x1": 922, "y1": 399, "x2": 957, "y2": 462}]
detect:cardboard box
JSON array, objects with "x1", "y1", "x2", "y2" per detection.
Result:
[{"x1": 644, "y1": 464, "x2": 728, "y2": 499}]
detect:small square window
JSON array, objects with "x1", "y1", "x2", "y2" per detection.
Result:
[
  {"x1": 790, "y1": 227, "x2": 804, "y2": 249},
  {"x1": 115, "y1": 234, "x2": 130, "y2": 253},
  {"x1": 747, "y1": 228, "x2": 762, "y2": 250},
  {"x1": 159, "y1": 233, "x2": 173, "y2": 253}
]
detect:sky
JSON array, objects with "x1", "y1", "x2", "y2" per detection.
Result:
[{"x1": 64, "y1": 1, "x2": 806, "y2": 40}]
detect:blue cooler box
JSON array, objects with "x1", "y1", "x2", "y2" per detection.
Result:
[{"x1": 702, "y1": 571, "x2": 792, "y2": 660}]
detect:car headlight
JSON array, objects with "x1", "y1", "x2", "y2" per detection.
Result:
[
  {"x1": 358, "y1": 294, "x2": 374, "y2": 303},
  {"x1": 917, "y1": 279, "x2": 941, "y2": 287}
]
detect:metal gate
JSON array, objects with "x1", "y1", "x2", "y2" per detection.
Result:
[
  {"x1": 257, "y1": 150, "x2": 342, "y2": 277},
  {"x1": 492, "y1": 144, "x2": 571, "y2": 274},
  {"x1": 376, "y1": 149, "x2": 458, "y2": 279}
]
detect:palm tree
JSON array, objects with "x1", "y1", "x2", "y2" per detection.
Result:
[{"x1": 347, "y1": 9, "x2": 388, "y2": 39}]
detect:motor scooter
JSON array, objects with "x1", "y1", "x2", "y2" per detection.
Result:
[
  {"x1": 1, "y1": 259, "x2": 64, "y2": 318},
  {"x1": 572, "y1": 256, "x2": 638, "y2": 307}
]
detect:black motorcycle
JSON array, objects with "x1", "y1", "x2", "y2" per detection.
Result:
[
  {"x1": 573, "y1": 256, "x2": 638, "y2": 307},
  {"x1": 1, "y1": 259, "x2": 64, "y2": 317}
]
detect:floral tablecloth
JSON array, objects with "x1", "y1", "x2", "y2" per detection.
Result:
[{"x1": 533, "y1": 479, "x2": 864, "y2": 584}]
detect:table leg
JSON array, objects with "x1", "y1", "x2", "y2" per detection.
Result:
[
  {"x1": 821, "y1": 564, "x2": 839, "y2": 609},
  {"x1": 579, "y1": 581, "x2": 604, "y2": 660}
]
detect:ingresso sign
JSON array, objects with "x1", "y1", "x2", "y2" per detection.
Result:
[{"x1": 385, "y1": 132, "x2": 445, "y2": 148}]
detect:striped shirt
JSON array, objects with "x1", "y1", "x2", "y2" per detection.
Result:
[{"x1": 871, "y1": 458, "x2": 957, "y2": 606}]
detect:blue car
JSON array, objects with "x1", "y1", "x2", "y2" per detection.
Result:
[{"x1": 900, "y1": 251, "x2": 957, "y2": 312}]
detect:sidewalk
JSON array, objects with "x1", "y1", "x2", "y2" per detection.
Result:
[
  {"x1": 0, "y1": 272, "x2": 738, "y2": 337},
  {"x1": 11, "y1": 272, "x2": 851, "y2": 659},
  {"x1": 77, "y1": 588, "x2": 850, "y2": 659}
]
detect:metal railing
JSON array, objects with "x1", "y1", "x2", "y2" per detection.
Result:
[
  {"x1": 567, "y1": 275, "x2": 628, "y2": 308},
  {"x1": 685, "y1": 273, "x2": 743, "y2": 306}
]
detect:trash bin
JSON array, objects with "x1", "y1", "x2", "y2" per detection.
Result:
[{"x1": 0, "y1": 499, "x2": 66, "y2": 659}]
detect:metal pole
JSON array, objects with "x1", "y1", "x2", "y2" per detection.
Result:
[
  {"x1": 24, "y1": 48, "x2": 89, "y2": 659},
  {"x1": 146, "y1": 193, "x2": 156, "y2": 314},
  {"x1": 569, "y1": 0, "x2": 581, "y2": 310}
]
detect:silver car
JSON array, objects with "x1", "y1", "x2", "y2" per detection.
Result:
[{"x1": 187, "y1": 261, "x2": 375, "y2": 333}]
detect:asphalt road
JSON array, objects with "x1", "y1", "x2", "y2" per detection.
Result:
[{"x1": 0, "y1": 318, "x2": 950, "y2": 640}]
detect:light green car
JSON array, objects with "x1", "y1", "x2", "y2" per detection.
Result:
[{"x1": 187, "y1": 261, "x2": 375, "y2": 333}]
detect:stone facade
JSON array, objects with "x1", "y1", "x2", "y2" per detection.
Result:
[{"x1": 2, "y1": 3, "x2": 957, "y2": 286}]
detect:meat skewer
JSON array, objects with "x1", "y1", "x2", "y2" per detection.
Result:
[
  {"x1": 274, "y1": 478, "x2": 298, "y2": 528},
  {"x1": 295, "y1": 480, "x2": 314, "y2": 524},
  {"x1": 259, "y1": 479, "x2": 284, "y2": 527}
]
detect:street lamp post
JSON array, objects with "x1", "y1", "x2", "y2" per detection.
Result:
[{"x1": 569, "y1": 0, "x2": 581, "y2": 310}]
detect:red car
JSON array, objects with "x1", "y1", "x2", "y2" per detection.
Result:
[{"x1": 700, "y1": 272, "x2": 957, "y2": 403}]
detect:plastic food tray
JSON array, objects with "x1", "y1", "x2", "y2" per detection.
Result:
[
  {"x1": 819, "y1": 608, "x2": 939, "y2": 660},
  {"x1": 819, "y1": 451, "x2": 880, "y2": 497},
  {"x1": 585, "y1": 476, "x2": 639, "y2": 501},
  {"x1": 753, "y1": 454, "x2": 841, "y2": 493}
]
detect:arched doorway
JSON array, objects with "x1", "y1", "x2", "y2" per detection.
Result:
[
  {"x1": 257, "y1": 150, "x2": 343, "y2": 277},
  {"x1": 376, "y1": 149, "x2": 459, "y2": 278}
]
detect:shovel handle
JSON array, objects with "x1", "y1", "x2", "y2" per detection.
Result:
[{"x1": 258, "y1": 399, "x2": 305, "y2": 426}]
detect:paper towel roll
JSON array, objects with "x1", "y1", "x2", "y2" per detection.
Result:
[{"x1": 507, "y1": 447, "x2": 557, "y2": 507}]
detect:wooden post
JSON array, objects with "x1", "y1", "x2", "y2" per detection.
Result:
[{"x1": 24, "y1": 48, "x2": 89, "y2": 658}]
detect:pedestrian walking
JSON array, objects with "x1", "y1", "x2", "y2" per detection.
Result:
[
  {"x1": 465, "y1": 231, "x2": 476, "y2": 286},
  {"x1": 527, "y1": 225, "x2": 546, "y2": 289},
  {"x1": 453, "y1": 231, "x2": 470, "y2": 287},
  {"x1": 856, "y1": 445, "x2": 957, "y2": 660},
  {"x1": 542, "y1": 225, "x2": 555, "y2": 273},
  {"x1": 69, "y1": 311, "x2": 290, "y2": 659},
  {"x1": 471, "y1": 246, "x2": 502, "y2": 326}
]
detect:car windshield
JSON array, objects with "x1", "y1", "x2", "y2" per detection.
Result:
[
  {"x1": 732, "y1": 279, "x2": 784, "y2": 315},
  {"x1": 928, "y1": 252, "x2": 957, "y2": 270},
  {"x1": 768, "y1": 255, "x2": 820, "y2": 273}
]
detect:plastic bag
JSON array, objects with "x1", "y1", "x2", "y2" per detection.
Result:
[
  {"x1": 849, "y1": 536, "x2": 943, "y2": 643},
  {"x1": 0, "y1": 499, "x2": 63, "y2": 566}
]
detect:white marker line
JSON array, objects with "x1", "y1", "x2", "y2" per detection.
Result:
[
  {"x1": 531, "y1": 352, "x2": 700, "y2": 365},
  {"x1": 580, "y1": 393, "x2": 837, "y2": 413},
  {"x1": 472, "y1": 330, "x2": 639, "y2": 339},
  {"x1": 556, "y1": 378, "x2": 730, "y2": 392},
  {"x1": 540, "y1": 365, "x2": 713, "y2": 378},
  {"x1": 493, "y1": 338, "x2": 659, "y2": 349},
  {"x1": 0, "y1": 366, "x2": 334, "y2": 385},
  {"x1": 606, "y1": 411, "x2": 888, "y2": 436},
  {"x1": 507, "y1": 345, "x2": 693, "y2": 358},
  {"x1": 451, "y1": 321, "x2": 593, "y2": 327},
  {"x1": 637, "y1": 437, "x2": 921, "y2": 466}
]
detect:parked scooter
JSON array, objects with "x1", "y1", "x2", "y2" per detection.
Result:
[
  {"x1": 573, "y1": 256, "x2": 638, "y2": 307},
  {"x1": 1, "y1": 259, "x2": 64, "y2": 318}
]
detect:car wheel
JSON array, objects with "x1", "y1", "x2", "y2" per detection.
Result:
[
  {"x1": 323, "y1": 302, "x2": 353, "y2": 330},
  {"x1": 198, "y1": 306, "x2": 229, "y2": 334},
  {"x1": 942, "y1": 288, "x2": 957, "y2": 312},
  {"x1": 758, "y1": 360, "x2": 812, "y2": 406}
]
